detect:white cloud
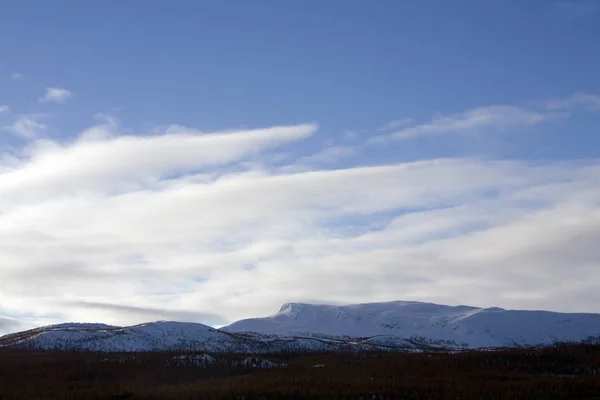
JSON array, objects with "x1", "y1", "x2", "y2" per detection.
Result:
[
  {"x1": 40, "y1": 87, "x2": 72, "y2": 103},
  {"x1": 285, "y1": 145, "x2": 357, "y2": 172},
  {"x1": 1, "y1": 105, "x2": 600, "y2": 332},
  {"x1": 5, "y1": 117, "x2": 47, "y2": 139},
  {"x1": 371, "y1": 105, "x2": 554, "y2": 143},
  {"x1": 546, "y1": 92, "x2": 600, "y2": 111},
  {"x1": 0, "y1": 315, "x2": 22, "y2": 335},
  {"x1": 0, "y1": 105, "x2": 9, "y2": 113},
  {"x1": 370, "y1": 93, "x2": 600, "y2": 143},
  {"x1": 379, "y1": 118, "x2": 414, "y2": 131},
  {"x1": 367, "y1": 94, "x2": 600, "y2": 143},
  {"x1": 10, "y1": 72, "x2": 23, "y2": 80},
  {"x1": 0, "y1": 123, "x2": 316, "y2": 204}
]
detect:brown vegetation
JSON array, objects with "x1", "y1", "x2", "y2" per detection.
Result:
[{"x1": 1, "y1": 344, "x2": 600, "y2": 399}]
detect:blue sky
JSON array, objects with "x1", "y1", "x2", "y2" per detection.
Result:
[
  {"x1": 1, "y1": 1, "x2": 600, "y2": 332},
  {"x1": 2, "y1": 0, "x2": 599, "y2": 158}
]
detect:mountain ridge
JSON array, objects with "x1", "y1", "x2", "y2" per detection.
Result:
[
  {"x1": 2, "y1": 300, "x2": 600, "y2": 352},
  {"x1": 224, "y1": 301, "x2": 600, "y2": 348}
]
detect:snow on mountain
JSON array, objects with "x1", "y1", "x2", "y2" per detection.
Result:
[
  {"x1": 2, "y1": 301, "x2": 600, "y2": 352},
  {"x1": 223, "y1": 301, "x2": 600, "y2": 348},
  {"x1": 0, "y1": 321, "x2": 258, "y2": 352},
  {"x1": 0, "y1": 320, "x2": 359, "y2": 352}
]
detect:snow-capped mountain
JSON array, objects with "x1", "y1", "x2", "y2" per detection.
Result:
[
  {"x1": 223, "y1": 301, "x2": 600, "y2": 348},
  {"x1": 2, "y1": 301, "x2": 600, "y2": 352},
  {"x1": 0, "y1": 321, "x2": 246, "y2": 352},
  {"x1": 0, "y1": 320, "x2": 380, "y2": 352}
]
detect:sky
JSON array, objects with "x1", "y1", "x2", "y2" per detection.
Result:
[{"x1": 1, "y1": 0, "x2": 600, "y2": 334}]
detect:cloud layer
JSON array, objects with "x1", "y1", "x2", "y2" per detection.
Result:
[{"x1": 1, "y1": 96, "x2": 600, "y2": 334}]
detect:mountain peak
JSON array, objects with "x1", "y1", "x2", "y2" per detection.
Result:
[
  {"x1": 277, "y1": 302, "x2": 315, "y2": 316},
  {"x1": 225, "y1": 300, "x2": 600, "y2": 348}
]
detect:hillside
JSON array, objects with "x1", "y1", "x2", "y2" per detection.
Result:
[
  {"x1": 223, "y1": 301, "x2": 600, "y2": 348},
  {"x1": 2, "y1": 301, "x2": 600, "y2": 352}
]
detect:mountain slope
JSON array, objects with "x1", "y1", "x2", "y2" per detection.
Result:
[
  {"x1": 223, "y1": 301, "x2": 600, "y2": 348},
  {"x1": 0, "y1": 321, "x2": 247, "y2": 352},
  {"x1": 2, "y1": 301, "x2": 600, "y2": 352},
  {"x1": 0, "y1": 320, "x2": 400, "y2": 352}
]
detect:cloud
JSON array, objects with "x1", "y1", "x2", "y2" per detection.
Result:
[
  {"x1": 286, "y1": 145, "x2": 357, "y2": 171},
  {"x1": 379, "y1": 118, "x2": 414, "y2": 131},
  {"x1": 67, "y1": 301, "x2": 228, "y2": 326},
  {"x1": 546, "y1": 92, "x2": 600, "y2": 111},
  {"x1": 0, "y1": 315, "x2": 23, "y2": 335},
  {"x1": 40, "y1": 87, "x2": 72, "y2": 103},
  {"x1": 1, "y1": 103, "x2": 600, "y2": 331},
  {"x1": 343, "y1": 130, "x2": 359, "y2": 141},
  {"x1": 10, "y1": 73, "x2": 23, "y2": 80},
  {"x1": 5, "y1": 117, "x2": 47, "y2": 139},
  {"x1": 0, "y1": 319, "x2": 18, "y2": 334},
  {"x1": 0, "y1": 105, "x2": 9, "y2": 113},
  {"x1": 0, "y1": 123, "x2": 316, "y2": 204},
  {"x1": 371, "y1": 105, "x2": 554, "y2": 143},
  {"x1": 76, "y1": 113, "x2": 121, "y2": 141},
  {"x1": 369, "y1": 93, "x2": 600, "y2": 143}
]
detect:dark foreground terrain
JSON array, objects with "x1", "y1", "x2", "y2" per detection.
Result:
[{"x1": 1, "y1": 344, "x2": 600, "y2": 400}]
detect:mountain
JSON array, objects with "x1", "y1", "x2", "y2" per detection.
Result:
[
  {"x1": 0, "y1": 321, "x2": 245, "y2": 352},
  {"x1": 2, "y1": 301, "x2": 600, "y2": 352},
  {"x1": 223, "y1": 301, "x2": 600, "y2": 348},
  {"x1": 0, "y1": 320, "x2": 390, "y2": 352}
]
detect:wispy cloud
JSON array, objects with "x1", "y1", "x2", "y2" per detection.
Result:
[
  {"x1": 0, "y1": 105, "x2": 9, "y2": 113},
  {"x1": 290, "y1": 145, "x2": 357, "y2": 170},
  {"x1": 0, "y1": 316, "x2": 22, "y2": 335},
  {"x1": 10, "y1": 72, "x2": 24, "y2": 80},
  {"x1": 68, "y1": 301, "x2": 228, "y2": 326},
  {"x1": 546, "y1": 92, "x2": 600, "y2": 111},
  {"x1": 5, "y1": 117, "x2": 47, "y2": 139},
  {"x1": 379, "y1": 118, "x2": 414, "y2": 131},
  {"x1": 40, "y1": 87, "x2": 72, "y2": 103},
  {"x1": 370, "y1": 105, "x2": 552, "y2": 143},
  {"x1": 369, "y1": 94, "x2": 595, "y2": 143},
  {"x1": 343, "y1": 130, "x2": 359, "y2": 141}
]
